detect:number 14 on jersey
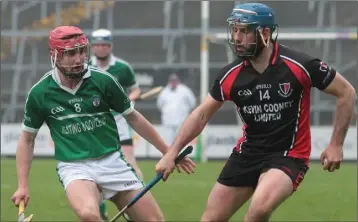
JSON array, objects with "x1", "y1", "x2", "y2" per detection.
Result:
[{"x1": 259, "y1": 90, "x2": 270, "y2": 101}]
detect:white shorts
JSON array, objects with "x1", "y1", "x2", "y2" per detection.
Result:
[
  {"x1": 114, "y1": 114, "x2": 133, "y2": 142},
  {"x1": 56, "y1": 151, "x2": 144, "y2": 200}
]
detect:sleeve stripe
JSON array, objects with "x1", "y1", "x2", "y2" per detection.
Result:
[
  {"x1": 27, "y1": 71, "x2": 52, "y2": 95},
  {"x1": 103, "y1": 72, "x2": 125, "y2": 91},
  {"x1": 219, "y1": 62, "x2": 243, "y2": 84},
  {"x1": 22, "y1": 123, "x2": 39, "y2": 133},
  {"x1": 90, "y1": 67, "x2": 134, "y2": 114},
  {"x1": 22, "y1": 72, "x2": 50, "y2": 130},
  {"x1": 280, "y1": 55, "x2": 312, "y2": 84},
  {"x1": 219, "y1": 62, "x2": 243, "y2": 101},
  {"x1": 121, "y1": 102, "x2": 134, "y2": 116}
]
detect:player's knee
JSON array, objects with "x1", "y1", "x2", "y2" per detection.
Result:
[
  {"x1": 201, "y1": 212, "x2": 219, "y2": 222},
  {"x1": 77, "y1": 206, "x2": 102, "y2": 222},
  {"x1": 246, "y1": 204, "x2": 272, "y2": 221},
  {"x1": 200, "y1": 203, "x2": 227, "y2": 222},
  {"x1": 147, "y1": 203, "x2": 165, "y2": 222},
  {"x1": 137, "y1": 210, "x2": 164, "y2": 222},
  {"x1": 151, "y1": 211, "x2": 165, "y2": 222},
  {"x1": 201, "y1": 211, "x2": 228, "y2": 222},
  {"x1": 129, "y1": 198, "x2": 164, "y2": 222}
]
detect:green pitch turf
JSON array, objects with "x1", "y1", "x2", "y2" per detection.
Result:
[{"x1": 1, "y1": 159, "x2": 356, "y2": 221}]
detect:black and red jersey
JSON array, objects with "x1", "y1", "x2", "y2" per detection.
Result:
[{"x1": 209, "y1": 42, "x2": 336, "y2": 163}]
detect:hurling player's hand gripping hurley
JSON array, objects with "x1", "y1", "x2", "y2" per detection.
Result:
[{"x1": 18, "y1": 200, "x2": 33, "y2": 222}]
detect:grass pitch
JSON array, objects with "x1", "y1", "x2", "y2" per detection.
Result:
[{"x1": 1, "y1": 159, "x2": 356, "y2": 221}]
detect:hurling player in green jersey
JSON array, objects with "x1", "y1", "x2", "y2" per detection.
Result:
[{"x1": 11, "y1": 26, "x2": 195, "y2": 222}]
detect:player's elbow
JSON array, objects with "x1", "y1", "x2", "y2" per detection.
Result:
[
  {"x1": 348, "y1": 83, "x2": 356, "y2": 98},
  {"x1": 326, "y1": 73, "x2": 355, "y2": 102},
  {"x1": 342, "y1": 82, "x2": 356, "y2": 103},
  {"x1": 16, "y1": 131, "x2": 36, "y2": 157},
  {"x1": 336, "y1": 83, "x2": 356, "y2": 113}
]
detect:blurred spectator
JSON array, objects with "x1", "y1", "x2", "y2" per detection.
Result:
[{"x1": 156, "y1": 73, "x2": 196, "y2": 145}]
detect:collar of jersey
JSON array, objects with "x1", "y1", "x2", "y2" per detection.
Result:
[
  {"x1": 91, "y1": 54, "x2": 116, "y2": 70},
  {"x1": 51, "y1": 68, "x2": 91, "y2": 95}
]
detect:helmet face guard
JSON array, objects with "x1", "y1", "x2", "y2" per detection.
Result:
[
  {"x1": 53, "y1": 43, "x2": 90, "y2": 79},
  {"x1": 226, "y1": 3, "x2": 277, "y2": 58},
  {"x1": 49, "y1": 26, "x2": 90, "y2": 79},
  {"x1": 227, "y1": 22, "x2": 262, "y2": 57}
]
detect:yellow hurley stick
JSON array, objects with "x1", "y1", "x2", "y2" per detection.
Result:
[
  {"x1": 18, "y1": 200, "x2": 34, "y2": 222},
  {"x1": 137, "y1": 86, "x2": 163, "y2": 101}
]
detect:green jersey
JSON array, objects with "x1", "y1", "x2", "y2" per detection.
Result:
[
  {"x1": 89, "y1": 55, "x2": 138, "y2": 116},
  {"x1": 22, "y1": 66, "x2": 133, "y2": 161}
]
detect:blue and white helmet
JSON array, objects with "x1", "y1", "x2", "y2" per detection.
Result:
[
  {"x1": 227, "y1": 3, "x2": 277, "y2": 57},
  {"x1": 91, "y1": 29, "x2": 113, "y2": 45}
]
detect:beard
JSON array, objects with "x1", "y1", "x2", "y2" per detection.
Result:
[
  {"x1": 237, "y1": 32, "x2": 266, "y2": 59},
  {"x1": 56, "y1": 63, "x2": 87, "y2": 80}
]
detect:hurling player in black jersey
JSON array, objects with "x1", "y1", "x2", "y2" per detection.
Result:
[{"x1": 155, "y1": 2, "x2": 356, "y2": 222}]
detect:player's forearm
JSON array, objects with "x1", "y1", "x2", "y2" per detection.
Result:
[
  {"x1": 16, "y1": 134, "x2": 35, "y2": 188},
  {"x1": 330, "y1": 89, "x2": 356, "y2": 146},
  {"x1": 128, "y1": 87, "x2": 141, "y2": 101},
  {"x1": 171, "y1": 108, "x2": 208, "y2": 155},
  {"x1": 125, "y1": 110, "x2": 168, "y2": 154}
]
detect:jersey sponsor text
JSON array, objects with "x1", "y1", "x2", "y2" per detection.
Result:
[
  {"x1": 242, "y1": 100, "x2": 294, "y2": 122},
  {"x1": 61, "y1": 117, "x2": 107, "y2": 135}
]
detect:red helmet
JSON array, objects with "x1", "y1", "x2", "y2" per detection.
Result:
[
  {"x1": 48, "y1": 26, "x2": 89, "y2": 79},
  {"x1": 49, "y1": 26, "x2": 88, "y2": 57}
]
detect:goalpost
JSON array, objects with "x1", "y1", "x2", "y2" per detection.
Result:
[
  {"x1": 196, "y1": 1, "x2": 210, "y2": 162},
  {"x1": 197, "y1": 1, "x2": 357, "y2": 163}
]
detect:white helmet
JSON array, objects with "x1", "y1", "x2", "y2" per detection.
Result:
[{"x1": 91, "y1": 29, "x2": 113, "y2": 45}]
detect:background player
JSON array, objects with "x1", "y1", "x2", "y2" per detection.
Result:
[
  {"x1": 155, "y1": 3, "x2": 356, "y2": 222},
  {"x1": 89, "y1": 29, "x2": 143, "y2": 220},
  {"x1": 11, "y1": 26, "x2": 195, "y2": 222}
]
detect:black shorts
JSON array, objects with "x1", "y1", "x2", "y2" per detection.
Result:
[
  {"x1": 120, "y1": 139, "x2": 133, "y2": 146},
  {"x1": 217, "y1": 151, "x2": 309, "y2": 192}
]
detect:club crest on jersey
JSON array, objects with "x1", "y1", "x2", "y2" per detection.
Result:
[
  {"x1": 319, "y1": 61, "x2": 329, "y2": 72},
  {"x1": 278, "y1": 83, "x2": 293, "y2": 98},
  {"x1": 91, "y1": 95, "x2": 101, "y2": 107}
]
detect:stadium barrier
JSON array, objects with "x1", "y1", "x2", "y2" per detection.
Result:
[{"x1": 1, "y1": 123, "x2": 356, "y2": 160}]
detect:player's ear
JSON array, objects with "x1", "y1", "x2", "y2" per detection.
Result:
[{"x1": 263, "y1": 27, "x2": 271, "y2": 41}]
